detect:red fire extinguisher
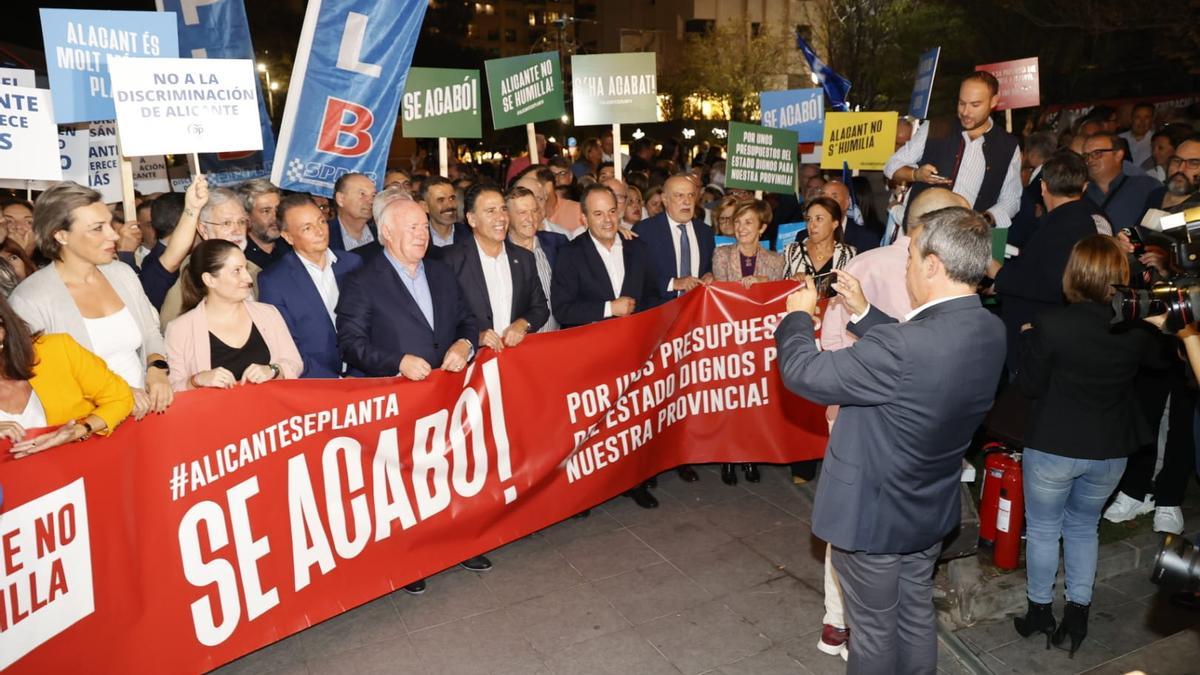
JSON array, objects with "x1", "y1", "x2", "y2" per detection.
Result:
[
  {"x1": 978, "y1": 442, "x2": 1010, "y2": 545},
  {"x1": 992, "y1": 453, "x2": 1025, "y2": 570}
]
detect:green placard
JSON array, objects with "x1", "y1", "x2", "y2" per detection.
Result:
[
  {"x1": 725, "y1": 122, "x2": 798, "y2": 193},
  {"x1": 484, "y1": 52, "x2": 565, "y2": 130},
  {"x1": 570, "y1": 53, "x2": 658, "y2": 126},
  {"x1": 401, "y1": 67, "x2": 481, "y2": 138},
  {"x1": 991, "y1": 227, "x2": 1008, "y2": 262}
]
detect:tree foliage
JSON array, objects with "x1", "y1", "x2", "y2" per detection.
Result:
[{"x1": 663, "y1": 22, "x2": 792, "y2": 123}]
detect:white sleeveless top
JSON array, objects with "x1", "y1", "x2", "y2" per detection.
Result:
[
  {"x1": 83, "y1": 307, "x2": 145, "y2": 388},
  {"x1": 0, "y1": 390, "x2": 48, "y2": 428}
]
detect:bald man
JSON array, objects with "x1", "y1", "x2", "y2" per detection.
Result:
[
  {"x1": 811, "y1": 186, "x2": 972, "y2": 661},
  {"x1": 820, "y1": 180, "x2": 879, "y2": 253}
]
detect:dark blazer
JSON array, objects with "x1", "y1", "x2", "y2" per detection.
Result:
[
  {"x1": 258, "y1": 249, "x2": 362, "y2": 378},
  {"x1": 336, "y1": 253, "x2": 477, "y2": 376},
  {"x1": 1007, "y1": 171, "x2": 1045, "y2": 249},
  {"x1": 327, "y1": 217, "x2": 382, "y2": 259},
  {"x1": 996, "y1": 198, "x2": 1106, "y2": 372},
  {"x1": 1018, "y1": 301, "x2": 1166, "y2": 460},
  {"x1": 442, "y1": 239, "x2": 550, "y2": 334},
  {"x1": 632, "y1": 212, "x2": 716, "y2": 294},
  {"x1": 550, "y1": 234, "x2": 666, "y2": 329},
  {"x1": 536, "y1": 230, "x2": 569, "y2": 268},
  {"x1": 776, "y1": 296, "x2": 1006, "y2": 554},
  {"x1": 138, "y1": 241, "x2": 178, "y2": 310}
]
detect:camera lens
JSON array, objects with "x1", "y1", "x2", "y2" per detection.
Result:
[{"x1": 1152, "y1": 535, "x2": 1200, "y2": 593}]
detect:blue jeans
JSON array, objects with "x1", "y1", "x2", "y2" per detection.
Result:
[{"x1": 1023, "y1": 448, "x2": 1127, "y2": 605}]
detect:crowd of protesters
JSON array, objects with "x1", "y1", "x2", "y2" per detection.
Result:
[{"x1": 3, "y1": 67, "x2": 1200, "y2": 674}]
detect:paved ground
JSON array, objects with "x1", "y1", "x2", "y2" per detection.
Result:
[{"x1": 211, "y1": 464, "x2": 1200, "y2": 675}]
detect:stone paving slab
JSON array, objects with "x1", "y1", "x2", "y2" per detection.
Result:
[{"x1": 209, "y1": 464, "x2": 1200, "y2": 675}]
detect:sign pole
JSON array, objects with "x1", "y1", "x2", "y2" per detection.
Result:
[
  {"x1": 526, "y1": 123, "x2": 539, "y2": 164},
  {"x1": 1005, "y1": 109, "x2": 1013, "y2": 134},
  {"x1": 115, "y1": 126, "x2": 136, "y2": 225},
  {"x1": 611, "y1": 123, "x2": 622, "y2": 176},
  {"x1": 438, "y1": 137, "x2": 449, "y2": 177},
  {"x1": 25, "y1": 182, "x2": 32, "y2": 201},
  {"x1": 191, "y1": 153, "x2": 202, "y2": 178}
]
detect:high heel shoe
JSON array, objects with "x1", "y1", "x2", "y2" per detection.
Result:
[
  {"x1": 721, "y1": 463, "x2": 738, "y2": 485},
  {"x1": 1012, "y1": 600, "x2": 1056, "y2": 649},
  {"x1": 1051, "y1": 601, "x2": 1089, "y2": 658},
  {"x1": 742, "y1": 463, "x2": 760, "y2": 483}
]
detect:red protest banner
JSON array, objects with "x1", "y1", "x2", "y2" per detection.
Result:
[
  {"x1": 975, "y1": 57, "x2": 1040, "y2": 111},
  {"x1": 0, "y1": 282, "x2": 829, "y2": 673}
]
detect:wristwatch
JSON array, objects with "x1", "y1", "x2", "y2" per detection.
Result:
[
  {"x1": 74, "y1": 417, "x2": 95, "y2": 442},
  {"x1": 149, "y1": 359, "x2": 170, "y2": 374}
]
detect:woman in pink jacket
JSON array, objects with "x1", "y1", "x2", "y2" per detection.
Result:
[{"x1": 164, "y1": 239, "x2": 302, "y2": 391}]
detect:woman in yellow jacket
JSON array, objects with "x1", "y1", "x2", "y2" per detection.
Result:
[{"x1": 0, "y1": 295, "x2": 133, "y2": 458}]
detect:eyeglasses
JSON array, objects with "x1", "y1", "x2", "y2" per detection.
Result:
[
  {"x1": 1081, "y1": 148, "x2": 1116, "y2": 161},
  {"x1": 1168, "y1": 157, "x2": 1200, "y2": 170},
  {"x1": 202, "y1": 218, "x2": 250, "y2": 231}
]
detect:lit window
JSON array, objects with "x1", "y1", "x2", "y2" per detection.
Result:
[{"x1": 528, "y1": 11, "x2": 536, "y2": 26}]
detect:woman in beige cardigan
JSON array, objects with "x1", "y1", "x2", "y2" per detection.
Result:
[
  {"x1": 711, "y1": 200, "x2": 785, "y2": 486},
  {"x1": 165, "y1": 240, "x2": 301, "y2": 391},
  {"x1": 10, "y1": 182, "x2": 173, "y2": 420}
]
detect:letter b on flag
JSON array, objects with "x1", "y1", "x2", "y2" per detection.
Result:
[{"x1": 317, "y1": 97, "x2": 374, "y2": 157}]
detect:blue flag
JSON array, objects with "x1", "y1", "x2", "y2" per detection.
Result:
[
  {"x1": 272, "y1": 0, "x2": 428, "y2": 196},
  {"x1": 156, "y1": 0, "x2": 277, "y2": 185},
  {"x1": 842, "y1": 161, "x2": 863, "y2": 227},
  {"x1": 796, "y1": 33, "x2": 851, "y2": 113}
]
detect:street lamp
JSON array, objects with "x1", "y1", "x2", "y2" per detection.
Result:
[{"x1": 257, "y1": 61, "x2": 275, "y2": 117}]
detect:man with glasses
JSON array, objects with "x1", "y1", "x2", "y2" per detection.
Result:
[
  {"x1": 1082, "y1": 131, "x2": 1160, "y2": 232},
  {"x1": 601, "y1": 177, "x2": 631, "y2": 230},
  {"x1": 157, "y1": 187, "x2": 263, "y2": 326},
  {"x1": 383, "y1": 168, "x2": 413, "y2": 194}
]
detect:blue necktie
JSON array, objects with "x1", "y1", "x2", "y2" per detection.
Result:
[{"x1": 677, "y1": 223, "x2": 691, "y2": 295}]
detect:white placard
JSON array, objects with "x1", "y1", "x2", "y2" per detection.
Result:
[
  {"x1": 134, "y1": 156, "x2": 170, "y2": 194},
  {"x1": 88, "y1": 121, "x2": 123, "y2": 203},
  {"x1": 108, "y1": 56, "x2": 263, "y2": 156},
  {"x1": 0, "y1": 67, "x2": 35, "y2": 89},
  {"x1": 0, "y1": 87, "x2": 63, "y2": 182},
  {"x1": 58, "y1": 124, "x2": 90, "y2": 186}
]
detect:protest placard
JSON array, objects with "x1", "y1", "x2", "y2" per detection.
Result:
[
  {"x1": 134, "y1": 156, "x2": 171, "y2": 193},
  {"x1": 0, "y1": 87, "x2": 63, "y2": 182},
  {"x1": 820, "y1": 112, "x2": 898, "y2": 170},
  {"x1": 485, "y1": 52, "x2": 565, "y2": 130},
  {"x1": 39, "y1": 9, "x2": 179, "y2": 123},
  {"x1": 775, "y1": 222, "x2": 807, "y2": 251},
  {"x1": 401, "y1": 68, "x2": 482, "y2": 138},
  {"x1": 0, "y1": 68, "x2": 35, "y2": 89},
  {"x1": 908, "y1": 47, "x2": 940, "y2": 119},
  {"x1": 88, "y1": 121, "x2": 124, "y2": 203},
  {"x1": 571, "y1": 53, "x2": 658, "y2": 126},
  {"x1": 725, "y1": 122, "x2": 798, "y2": 194},
  {"x1": 107, "y1": 57, "x2": 263, "y2": 157},
  {"x1": 759, "y1": 88, "x2": 824, "y2": 143},
  {"x1": 976, "y1": 57, "x2": 1040, "y2": 111}
]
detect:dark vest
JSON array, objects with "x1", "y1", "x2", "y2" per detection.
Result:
[{"x1": 906, "y1": 117, "x2": 1019, "y2": 225}]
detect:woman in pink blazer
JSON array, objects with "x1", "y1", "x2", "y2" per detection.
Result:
[
  {"x1": 165, "y1": 240, "x2": 302, "y2": 391},
  {"x1": 710, "y1": 200, "x2": 786, "y2": 287}
]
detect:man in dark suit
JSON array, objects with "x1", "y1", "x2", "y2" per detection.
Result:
[
  {"x1": 1006, "y1": 131, "x2": 1057, "y2": 249},
  {"x1": 632, "y1": 173, "x2": 714, "y2": 483},
  {"x1": 552, "y1": 183, "x2": 666, "y2": 508},
  {"x1": 421, "y1": 175, "x2": 472, "y2": 258},
  {"x1": 443, "y1": 184, "x2": 550, "y2": 350},
  {"x1": 336, "y1": 193, "x2": 488, "y2": 595},
  {"x1": 504, "y1": 185, "x2": 567, "y2": 332},
  {"x1": 986, "y1": 151, "x2": 1111, "y2": 374},
  {"x1": 258, "y1": 193, "x2": 362, "y2": 378},
  {"x1": 776, "y1": 206, "x2": 1005, "y2": 674},
  {"x1": 327, "y1": 172, "x2": 381, "y2": 257}
]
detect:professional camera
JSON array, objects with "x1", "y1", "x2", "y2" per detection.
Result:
[
  {"x1": 1152, "y1": 534, "x2": 1200, "y2": 593},
  {"x1": 1112, "y1": 218, "x2": 1200, "y2": 330}
]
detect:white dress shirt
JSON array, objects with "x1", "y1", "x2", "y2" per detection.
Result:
[
  {"x1": 544, "y1": 219, "x2": 580, "y2": 240},
  {"x1": 850, "y1": 293, "x2": 974, "y2": 325},
  {"x1": 476, "y1": 239, "x2": 514, "y2": 333},
  {"x1": 589, "y1": 233, "x2": 624, "y2": 318},
  {"x1": 1120, "y1": 130, "x2": 1153, "y2": 168},
  {"x1": 884, "y1": 119, "x2": 1023, "y2": 227},
  {"x1": 298, "y1": 249, "x2": 340, "y2": 327},
  {"x1": 665, "y1": 214, "x2": 701, "y2": 291}
]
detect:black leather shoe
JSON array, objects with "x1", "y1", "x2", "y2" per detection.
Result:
[
  {"x1": 626, "y1": 486, "x2": 659, "y2": 509},
  {"x1": 676, "y1": 466, "x2": 700, "y2": 482},
  {"x1": 403, "y1": 578, "x2": 427, "y2": 595},
  {"x1": 721, "y1": 463, "x2": 738, "y2": 486},
  {"x1": 742, "y1": 463, "x2": 760, "y2": 483},
  {"x1": 460, "y1": 555, "x2": 493, "y2": 572}
]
